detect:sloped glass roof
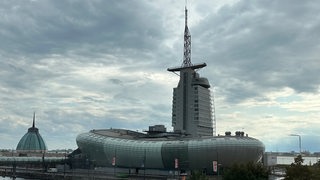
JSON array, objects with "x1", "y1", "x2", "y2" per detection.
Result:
[{"x1": 16, "y1": 113, "x2": 47, "y2": 152}]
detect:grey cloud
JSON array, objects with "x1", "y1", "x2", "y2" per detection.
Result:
[
  {"x1": 1, "y1": 0, "x2": 319, "y2": 152},
  {"x1": 109, "y1": 79, "x2": 123, "y2": 85},
  {"x1": 194, "y1": 0, "x2": 320, "y2": 102},
  {"x1": 0, "y1": 0, "x2": 165, "y2": 57}
]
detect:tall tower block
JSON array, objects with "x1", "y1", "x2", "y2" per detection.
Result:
[{"x1": 168, "y1": 7, "x2": 214, "y2": 137}]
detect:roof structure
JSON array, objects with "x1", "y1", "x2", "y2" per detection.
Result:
[{"x1": 16, "y1": 113, "x2": 47, "y2": 153}]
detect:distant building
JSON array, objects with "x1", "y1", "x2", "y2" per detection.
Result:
[
  {"x1": 16, "y1": 113, "x2": 47, "y2": 154},
  {"x1": 264, "y1": 152, "x2": 320, "y2": 166}
]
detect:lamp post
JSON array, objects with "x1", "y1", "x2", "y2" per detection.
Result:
[{"x1": 289, "y1": 134, "x2": 301, "y2": 154}]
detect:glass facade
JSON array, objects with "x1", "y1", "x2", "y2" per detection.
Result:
[
  {"x1": 76, "y1": 130, "x2": 265, "y2": 171},
  {"x1": 16, "y1": 127, "x2": 47, "y2": 153}
]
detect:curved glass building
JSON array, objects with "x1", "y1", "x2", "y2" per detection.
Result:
[
  {"x1": 76, "y1": 7, "x2": 265, "y2": 173},
  {"x1": 77, "y1": 129, "x2": 264, "y2": 171}
]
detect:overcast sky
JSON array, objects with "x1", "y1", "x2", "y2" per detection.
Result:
[{"x1": 0, "y1": 0, "x2": 319, "y2": 153}]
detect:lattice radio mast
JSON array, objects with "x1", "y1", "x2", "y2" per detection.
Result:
[{"x1": 182, "y1": 5, "x2": 192, "y2": 67}]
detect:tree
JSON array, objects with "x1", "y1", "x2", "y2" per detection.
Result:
[
  {"x1": 189, "y1": 170, "x2": 208, "y2": 180},
  {"x1": 310, "y1": 160, "x2": 320, "y2": 179},
  {"x1": 284, "y1": 155, "x2": 311, "y2": 180},
  {"x1": 224, "y1": 162, "x2": 269, "y2": 180}
]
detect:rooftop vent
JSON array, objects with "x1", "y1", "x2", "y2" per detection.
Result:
[
  {"x1": 147, "y1": 125, "x2": 166, "y2": 134},
  {"x1": 235, "y1": 131, "x2": 245, "y2": 137}
]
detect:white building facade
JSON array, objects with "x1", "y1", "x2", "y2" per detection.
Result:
[{"x1": 264, "y1": 152, "x2": 320, "y2": 166}]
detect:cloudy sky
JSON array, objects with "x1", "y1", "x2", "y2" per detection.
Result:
[{"x1": 0, "y1": 0, "x2": 319, "y2": 153}]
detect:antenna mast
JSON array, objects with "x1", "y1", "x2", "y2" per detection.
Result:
[
  {"x1": 182, "y1": 4, "x2": 192, "y2": 67},
  {"x1": 168, "y1": 1, "x2": 206, "y2": 72}
]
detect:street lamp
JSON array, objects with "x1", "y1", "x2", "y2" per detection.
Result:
[{"x1": 289, "y1": 134, "x2": 301, "y2": 154}]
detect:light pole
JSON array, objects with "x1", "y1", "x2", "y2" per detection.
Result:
[{"x1": 289, "y1": 134, "x2": 301, "y2": 154}]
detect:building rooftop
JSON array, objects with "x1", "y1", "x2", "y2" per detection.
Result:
[{"x1": 90, "y1": 128, "x2": 255, "y2": 142}]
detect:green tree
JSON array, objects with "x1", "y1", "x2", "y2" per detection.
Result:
[
  {"x1": 314, "y1": 159, "x2": 320, "y2": 167},
  {"x1": 310, "y1": 160, "x2": 320, "y2": 179},
  {"x1": 284, "y1": 155, "x2": 311, "y2": 180},
  {"x1": 189, "y1": 170, "x2": 208, "y2": 180},
  {"x1": 224, "y1": 162, "x2": 269, "y2": 180}
]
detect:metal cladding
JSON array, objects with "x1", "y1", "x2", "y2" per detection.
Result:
[{"x1": 76, "y1": 129, "x2": 265, "y2": 170}]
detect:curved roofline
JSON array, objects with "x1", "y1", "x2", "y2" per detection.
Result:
[{"x1": 89, "y1": 128, "x2": 258, "y2": 142}]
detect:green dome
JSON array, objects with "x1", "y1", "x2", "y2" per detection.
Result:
[{"x1": 16, "y1": 113, "x2": 47, "y2": 153}]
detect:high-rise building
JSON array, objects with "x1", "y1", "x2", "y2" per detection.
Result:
[
  {"x1": 75, "y1": 5, "x2": 264, "y2": 173},
  {"x1": 168, "y1": 7, "x2": 214, "y2": 137}
]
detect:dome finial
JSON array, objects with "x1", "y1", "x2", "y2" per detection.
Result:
[{"x1": 32, "y1": 112, "x2": 35, "y2": 128}]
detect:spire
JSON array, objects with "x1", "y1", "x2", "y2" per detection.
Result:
[
  {"x1": 182, "y1": 5, "x2": 192, "y2": 67},
  {"x1": 167, "y1": 2, "x2": 206, "y2": 72},
  {"x1": 185, "y1": 5, "x2": 188, "y2": 27},
  {"x1": 32, "y1": 112, "x2": 35, "y2": 128}
]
